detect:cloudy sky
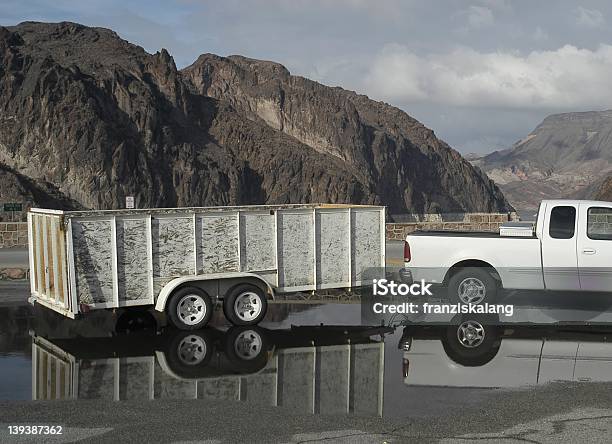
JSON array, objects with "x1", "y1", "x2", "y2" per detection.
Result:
[{"x1": 2, "y1": 0, "x2": 612, "y2": 154}]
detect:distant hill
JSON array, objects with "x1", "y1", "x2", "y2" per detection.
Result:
[
  {"x1": 586, "y1": 175, "x2": 612, "y2": 202},
  {"x1": 471, "y1": 110, "x2": 612, "y2": 209},
  {"x1": 0, "y1": 21, "x2": 512, "y2": 214}
]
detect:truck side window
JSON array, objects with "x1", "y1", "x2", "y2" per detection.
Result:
[
  {"x1": 587, "y1": 207, "x2": 612, "y2": 240},
  {"x1": 549, "y1": 206, "x2": 576, "y2": 239}
]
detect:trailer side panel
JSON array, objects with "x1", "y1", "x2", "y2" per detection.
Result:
[
  {"x1": 278, "y1": 210, "x2": 315, "y2": 291},
  {"x1": 117, "y1": 218, "x2": 151, "y2": 303},
  {"x1": 316, "y1": 209, "x2": 351, "y2": 289},
  {"x1": 72, "y1": 219, "x2": 114, "y2": 305},
  {"x1": 197, "y1": 213, "x2": 240, "y2": 274},
  {"x1": 152, "y1": 216, "x2": 195, "y2": 294},
  {"x1": 351, "y1": 209, "x2": 384, "y2": 286}
]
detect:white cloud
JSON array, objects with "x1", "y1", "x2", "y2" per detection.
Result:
[
  {"x1": 576, "y1": 6, "x2": 604, "y2": 27},
  {"x1": 364, "y1": 43, "x2": 612, "y2": 109},
  {"x1": 465, "y1": 5, "x2": 495, "y2": 28}
]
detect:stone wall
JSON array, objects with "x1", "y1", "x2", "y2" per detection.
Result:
[
  {"x1": 0, "y1": 222, "x2": 28, "y2": 248},
  {"x1": 386, "y1": 212, "x2": 519, "y2": 241}
]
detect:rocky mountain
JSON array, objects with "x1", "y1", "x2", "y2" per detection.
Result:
[
  {"x1": 594, "y1": 177, "x2": 612, "y2": 201},
  {"x1": 472, "y1": 111, "x2": 612, "y2": 209},
  {"x1": 0, "y1": 21, "x2": 512, "y2": 214},
  {"x1": 0, "y1": 163, "x2": 81, "y2": 209}
]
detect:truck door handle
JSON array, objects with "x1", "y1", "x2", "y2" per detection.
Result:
[{"x1": 582, "y1": 248, "x2": 596, "y2": 255}]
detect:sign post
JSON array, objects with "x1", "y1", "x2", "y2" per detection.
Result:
[
  {"x1": 3, "y1": 203, "x2": 23, "y2": 222},
  {"x1": 125, "y1": 196, "x2": 135, "y2": 209}
]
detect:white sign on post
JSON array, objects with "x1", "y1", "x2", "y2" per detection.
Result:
[{"x1": 126, "y1": 196, "x2": 135, "y2": 209}]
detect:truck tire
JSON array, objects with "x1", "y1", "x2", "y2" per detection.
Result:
[
  {"x1": 167, "y1": 286, "x2": 213, "y2": 330},
  {"x1": 448, "y1": 267, "x2": 497, "y2": 304},
  {"x1": 442, "y1": 318, "x2": 500, "y2": 366},
  {"x1": 223, "y1": 284, "x2": 268, "y2": 326}
]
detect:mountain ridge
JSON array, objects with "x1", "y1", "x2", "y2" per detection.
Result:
[
  {"x1": 0, "y1": 21, "x2": 512, "y2": 214},
  {"x1": 472, "y1": 109, "x2": 612, "y2": 209}
]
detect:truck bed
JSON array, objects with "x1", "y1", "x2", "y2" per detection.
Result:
[
  {"x1": 410, "y1": 230, "x2": 536, "y2": 239},
  {"x1": 405, "y1": 230, "x2": 543, "y2": 289}
]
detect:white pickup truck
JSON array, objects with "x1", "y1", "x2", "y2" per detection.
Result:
[{"x1": 401, "y1": 200, "x2": 612, "y2": 304}]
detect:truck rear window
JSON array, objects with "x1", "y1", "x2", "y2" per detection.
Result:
[
  {"x1": 549, "y1": 206, "x2": 576, "y2": 239},
  {"x1": 587, "y1": 207, "x2": 612, "y2": 240}
]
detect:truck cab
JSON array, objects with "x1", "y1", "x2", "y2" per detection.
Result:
[
  {"x1": 537, "y1": 200, "x2": 612, "y2": 292},
  {"x1": 403, "y1": 199, "x2": 612, "y2": 305}
]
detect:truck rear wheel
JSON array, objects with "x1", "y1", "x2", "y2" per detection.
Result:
[
  {"x1": 442, "y1": 318, "x2": 501, "y2": 366},
  {"x1": 167, "y1": 287, "x2": 213, "y2": 330},
  {"x1": 223, "y1": 284, "x2": 268, "y2": 326},
  {"x1": 448, "y1": 267, "x2": 497, "y2": 304}
]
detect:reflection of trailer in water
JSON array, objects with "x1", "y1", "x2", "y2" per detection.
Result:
[
  {"x1": 32, "y1": 326, "x2": 388, "y2": 416},
  {"x1": 399, "y1": 324, "x2": 612, "y2": 388},
  {"x1": 28, "y1": 204, "x2": 385, "y2": 330}
]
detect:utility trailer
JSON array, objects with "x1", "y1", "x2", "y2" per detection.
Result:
[
  {"x1": 31, "y1": 327, "x2": 386, "y2": 416},
  {"x1": 28, "y1": 204, "x2": 385, "y2": 329}
]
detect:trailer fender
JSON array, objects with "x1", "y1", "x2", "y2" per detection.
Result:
[{"x1": 155, "y1": 273, "x2": 275, "y2": 313}]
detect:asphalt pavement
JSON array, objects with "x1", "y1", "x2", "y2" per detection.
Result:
[
  {"x1": 0, "y1": 248, "x2": 28, "y2": 268},
  {"x1": 0, "y1": 382, "x2": 611, "y2": 442},
  {"x1": 385, "y1": 240, "x2": 404, "y2": 267},
  {"x1": 0, "y1": 281, "x2": 29, "y2": 306}
]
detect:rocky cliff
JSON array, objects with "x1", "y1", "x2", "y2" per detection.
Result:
[
  {"x1": 473, "y1": 111, "x2": 612, "y2": 209},
  {"x1": 0, "y1": 21, "x2": 512, "y2": 214}
]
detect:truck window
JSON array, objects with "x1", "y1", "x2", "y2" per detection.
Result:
[
  {"x1": 587, "y1": 207, "x2": 612, "y2": 240},
  {"x1": 549, "y1": 206, "x2": 576, "y2": 239}
]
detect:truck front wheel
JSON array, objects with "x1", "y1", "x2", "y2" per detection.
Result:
[
  {"x1": 167, "y1": 287, "x2": 213, "y2": 330},
  {"x1": 448, "y1": 267, "x2": 497, "y2": 304},
  {"x1": 223, "y1": 284, "x2": 268, "y2": 326}
]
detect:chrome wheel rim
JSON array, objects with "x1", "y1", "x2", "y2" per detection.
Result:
[
  {"x1": 458, "y1": 277, "x2": 486, "y2": 304},
  {"x1": 177, "y1": 334, "x2": 207, "y2": 365},
  {"x1": 234, "y1": 292, "x2": 262, "y2": 322},
  {"x1": 177, "y1": 294, "x2": 207, "y2": 326},
  {"x1": 233, "y1": 329, "x2": 263, "y2": 360},
  {"x1": 457, "y1": 321, "x2": 485, "y2": 348}
]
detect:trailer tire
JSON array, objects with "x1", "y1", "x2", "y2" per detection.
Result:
[
  {"x1": 224, "y1": 326, "x2": 270, "y2": 372},
  {"x1": 167, "y1": 287, "x2": 213, "y2": 330},
  {"x1": 448, "y1": 267, "x2": 497, "y2": 305},
  {"x1": 223, "y1": 284, "x2": 268, "y2": 326},
  {"x1": 165, "y1": 330, "x2": 213, "y2": 378}
]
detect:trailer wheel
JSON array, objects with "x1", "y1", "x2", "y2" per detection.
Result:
[
  {"x1": 164, "y1": 330, "x2": 213, "y2": 378},
  {"x1": 167, "y1": 287, "x2": 213, "y2": 330},
  {"x1": 448, "y1": 267, "x2": 497, "y2": 304},
  {"x1": 224, "y1": 326, "x2": 270, "y2": 373},
  {"x1": 223, "y1": 284, "x2": 268, "y2": 326}
]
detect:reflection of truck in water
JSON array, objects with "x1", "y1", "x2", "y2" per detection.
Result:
[
  {"x1": 32, "y1": 325, "x2": 389, "y2": 416},
  {"x1": 401, "y1": 200, "x2": 612, "y2": 304},
  {"x1": 27, "y1": 204, "x2": 385, "y2": 329},
  {"x1": 399, "y1": 322, "x2": 612, "y2": 388}
]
